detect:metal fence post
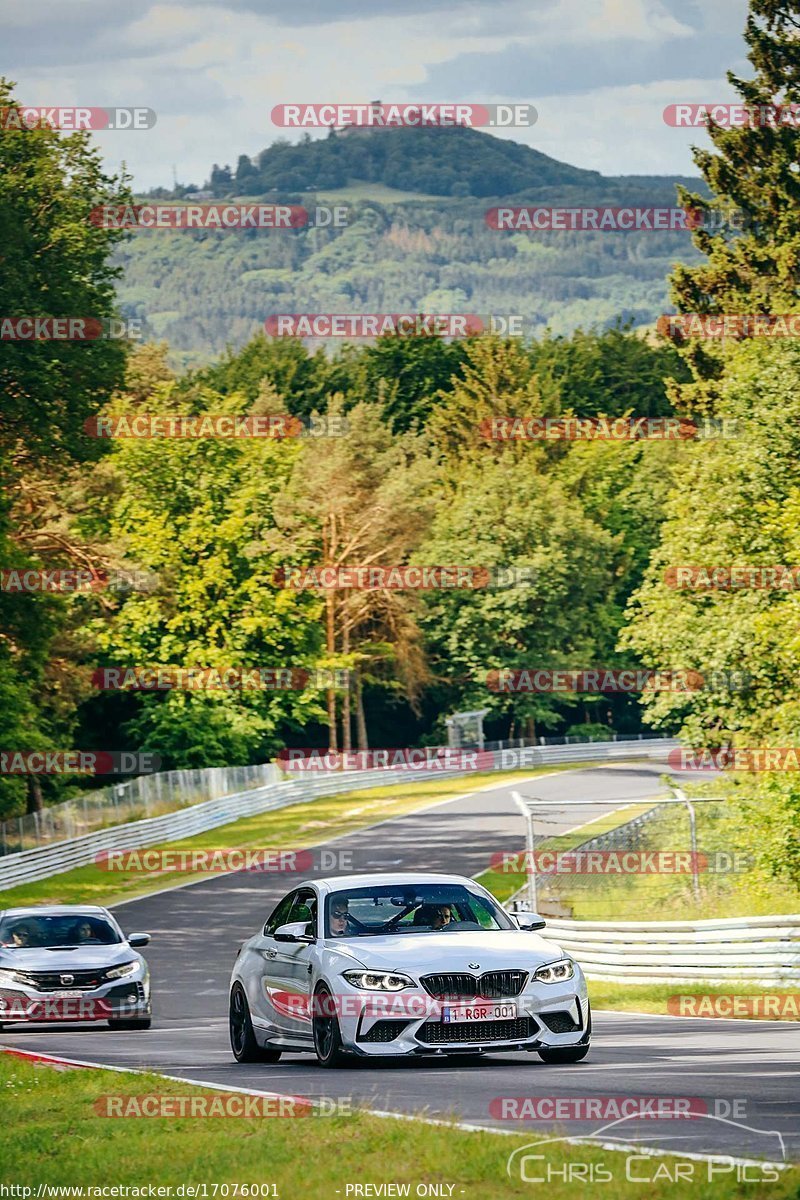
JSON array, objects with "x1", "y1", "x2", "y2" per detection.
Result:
[
  {"x1": 673, "y1": 786, "x2": 700, "y2": 902},
  {"x1": 511, "y1": 790, "x2": 537, "y2": 912}
]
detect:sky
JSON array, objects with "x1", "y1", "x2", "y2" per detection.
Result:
[{"x1": 1, "y1": 0, "x2": 752, "y2": 191}]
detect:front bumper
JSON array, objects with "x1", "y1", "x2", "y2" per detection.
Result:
[
  {"x1": 0, "y1": 974, "x2": 151, "y2": 1024},
  {"x1": 333, "y1": 975, "x2": 590, "y2": 1057}
]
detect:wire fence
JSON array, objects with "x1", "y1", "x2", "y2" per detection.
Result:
[
  {"x1": 0, "y1": 763, "x2": 281, "y2": 857},
  {"x1": 0, "y1": 739, "x2": 678, "y2": 886},
  {"x1": 483, "y1": 733, "x2": 654, "y2": 751},
  {"x1": 0, "y1": 733, "x2": 665, "y2": 858},
  {"x1": 507, "y1": 794, "x2": 746, "y2": 922}
]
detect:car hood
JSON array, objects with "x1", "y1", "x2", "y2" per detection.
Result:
[
  {"x1": 334, "y1": 929, "x2": 564, "y2": 973},
  {"x1": 0, "y1": 946, "x2": 140, "y2": 972}
]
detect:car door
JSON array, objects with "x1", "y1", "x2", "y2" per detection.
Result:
[
  {"x1": 261, "y1": 883, "x2": 316, "y2": 1041},
  {"x1": 251, "y1": 889, "x2": 298, "y2": 1033}
]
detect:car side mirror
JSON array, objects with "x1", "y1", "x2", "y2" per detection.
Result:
[
  {"x1": 274, "y1": 921, "x2": 315, "y2": 944},
  {"x1": 128, "y1": 933, "x2": 151, "y2": 947},
  {"x1": 514, "y1": 911, "x2": 546, "y2": 931}
]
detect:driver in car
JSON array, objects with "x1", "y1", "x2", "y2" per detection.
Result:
[
  {"x1": 414, "y1": 903, "x2": 453, "y2": 929},
  {"x1": 74, "y1": 921, "x2": 99, "y2": 943},
  {"x1": 431, "y1": 905, "x2": 453, "y2": 929}
]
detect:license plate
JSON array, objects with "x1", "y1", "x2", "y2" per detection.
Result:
[
  {"x1": 49, "y1": 990, "x2": 83, "y2": 998},
  {"x1": 442, "y1": 1002, "x2": 517, "y2": 1023}
]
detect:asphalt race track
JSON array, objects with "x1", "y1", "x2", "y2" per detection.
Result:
[{"x1": 2, "y1": 762, "x2": 798, "y2": 1164}]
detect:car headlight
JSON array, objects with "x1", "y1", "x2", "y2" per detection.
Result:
[
  {"x1": 533, "y1": 958, "x2": 574, "y2": 984},
  {"x1": 342, "y1": 970, "x2": 415, "y2": 991},
  {"x1": 106, "y1": 961, "x2": 138, "y2": 980},
  {"x1": 0, "y1": 968, "x2": 30, "y2": 987}
]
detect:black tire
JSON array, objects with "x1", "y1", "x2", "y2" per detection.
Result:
[
  {"x1": 229, "y1": 984, "x2": 281, "y2": 1063},
  {"x1": 108, "y1": 1018, "x2": 152, "y2": 1031},
  {"x1": 537, "y1": 1005, "x2": 591, "y2": 1064},
  {"x1": 312, "y1": 985, "x2": 350, "y2": 1068}
]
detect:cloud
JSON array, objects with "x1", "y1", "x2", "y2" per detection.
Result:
[
  {"x1": 421, "y1": 34, "x2": 748, "y2": 98},
  {"x1": 183, "y1": 0, "x2": 537, "y2": 25},
  {"x1": 0, "y1": 0, "x2": 754, "y2": 188},
  {"x1": 0, "y1": 1, "x2": 195, "y2": 68},
  {"x1": 418, "y1": 0, "x2": 751, "y2": 98},
  {"x1": 522, "y1": 76, "x2": 743, "y2": 178}
]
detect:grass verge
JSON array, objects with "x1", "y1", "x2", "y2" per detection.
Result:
[
  {"x1": 587, "y1": 980, "x2": 800, "y2": 1019},
  {"x1": 1, "y1": 1054, "x2": 796, "y2": 1195},
  {"x1": 0, "y1": 764, "x2": 590, "y2": 910}
]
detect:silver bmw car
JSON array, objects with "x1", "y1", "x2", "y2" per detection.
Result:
[
  {"x1": 229, "y1": 872, "x2": 590, "y2": 1067},
  {"x1": 0, "y1": 905, "x2": 152, "y2": 1029}
]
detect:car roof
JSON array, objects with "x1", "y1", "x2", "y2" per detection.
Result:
[
  {"x1": 0, "y1": 905, "x2": 112, "y2": 917},
  {"x1": 316, "y1": 872, "x2": 475, "y2": 893}
]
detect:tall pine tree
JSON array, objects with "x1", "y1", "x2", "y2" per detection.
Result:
[{"x1": 666, "y1": 0, "x2": 800, "y2": 412}]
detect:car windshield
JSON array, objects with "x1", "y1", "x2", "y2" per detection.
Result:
[
  {"x1": 0, "y1": 914, "x2": 121, "y2": 949},
  {"x1": 324, "y1": 884, "x2": 514, "y2": 937}
]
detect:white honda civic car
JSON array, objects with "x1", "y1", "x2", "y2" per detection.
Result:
[
  {"x1": 0, "y1": 905, "x2": 151, "y2": 1029},
  {"x1": 229, "y1": 872, "x2": 590, "y2": 1067}
]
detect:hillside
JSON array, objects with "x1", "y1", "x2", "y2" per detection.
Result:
[
  {"x1": 195, "y1": 124, "x2": 606, "y2": 199},
  {"x1": 119, "y1": 127, "x2": 706, "y2": 363}
]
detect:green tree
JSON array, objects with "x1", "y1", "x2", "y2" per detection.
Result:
[
  {"x1": 418, "y1": 456, "x2": 618, "y2": 739},
  {"x1": 622, "y1": 340, "x2": 800, "y2": 744},
  {"x1": 0, "y1": 79, "x2": 131, "y2": 465},
  {"x1": 622, "y1": 340, "x2": 800, "y2": 888},
  {"x1": 428, "y1": 336, "x2": 558, "y2": 462},
  {"x1": 0, "y1": 79, "x2": 132, "y2": 816},
  {"x1": 273, "y1": 396, "x2": 437, "y2": 750},
  {"x1": 666, "y1": 1, "x2": 800, "y2": 411},
  {"x1": 362, "y1": 333, "x2": 468, "y2": 432},
  {"x1": 191, "y1": 334, "x2": 331, "y2": 419},
  {"x1": 84, "y1": 382, "x2": 324, "y2": 768},
  {"x1": 530, "y1": 325, "x2": 688, "y2": 419}
]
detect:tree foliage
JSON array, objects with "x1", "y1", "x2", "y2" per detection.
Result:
[
  {"x1": 0, "y1": 79, "x2": 133, "y2": 816},
  {"x1": 666, "y1": 1, "x2": 800, "y2": 411}
]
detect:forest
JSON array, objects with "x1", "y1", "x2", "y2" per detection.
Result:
[{"x1": 123, "y1": 124, "x2": 706, "y2": 360}]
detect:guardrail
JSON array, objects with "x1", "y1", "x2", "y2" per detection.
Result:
[
  {"x1": 0, "y1": 765, "x2": 465, "y2": 893},
  {"x1": 0, "y1": 762, "x2": 284, "y2": 856},
  {"x1": 478, "y1": 739, "x2": 677, "y2": 769},
  {"x1": 0, "y1": 738, "x2": 678, "y2": 892},
  {"x1": 534, "y1": 914, "x2": 800, "y2": 984}
]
